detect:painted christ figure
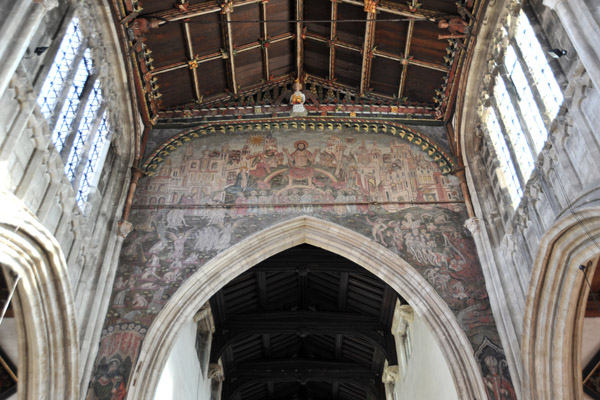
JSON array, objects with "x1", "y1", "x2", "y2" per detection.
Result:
[{"x1": 283, "y1": 140, "x2": 319, "y2": 187}]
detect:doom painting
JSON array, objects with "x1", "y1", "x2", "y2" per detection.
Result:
[{"x1": 87, "y1": 128, "x2": 514, "y2": 399}]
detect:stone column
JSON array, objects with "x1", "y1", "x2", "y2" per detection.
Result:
[
  {"x1": 382, "y1": 365, "x2": 400, "y2": 400},
  {"x1": 464, "y1": 217, "x2": 524, "y2": 398},
  {"x1": 543, "y1": 0, "x2": 600, "y2": 91},
  {"x1": 391, "y1": 303, "x2": 414, "y2": 375}
]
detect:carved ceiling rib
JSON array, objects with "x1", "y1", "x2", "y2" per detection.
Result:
[
  {"x1": 296, "y1": 0, "x2": 304, "y2": 79},
  {"x1": 150, "y1": 52, "x2": 222, "y2": 76},
  {"x1": 304, "y1": 32, "x2": 360, "y2": 52},
  {"x1": 329, "y1": 0, "x2": 338, "y2": 81},
  {"x1": 148, "y1": 0, "x2": 264, "y2": 23},
  {"x1": 340, "y1": 0, "x2": 439, "y2": 19},
  {"x1": 183, "y1": 22, "x2": 202, "y2": 102},
  {"x1": 375, "y1": 49, "x2": 449, "y2": 72},
  {"x1": 237, "y1": 32, "x2": 294, "y2": 53},
  {"x1": 360, "y1": 8, "x2": 376, "y2": 93},
  {"x1": 222, "y1": 11, "x2": 238, "y2": 95},
  {"x1": 398, "y1": 6, "x2": 415, "y2": 98},
  {"x1": 260, "y1": 0, "x2": 270, "y2": 80}
]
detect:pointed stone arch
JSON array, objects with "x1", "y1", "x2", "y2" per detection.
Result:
[
  {"x1": 523, "y1": 208, "x2": 600, "y2": 400},
  {"x1": 0, "y1": 191, "x2": 79, "y2": 400},
  {"x1": 128, "y1": 216, "x2": 487, "y2": 400}
]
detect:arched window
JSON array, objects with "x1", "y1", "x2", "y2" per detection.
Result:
[
  {"x1": 481, "y1": 9, "x2": 563, "y2": 209},
  {"x1": 36, "y1": 17, "x2": 112, "y2": 207}
]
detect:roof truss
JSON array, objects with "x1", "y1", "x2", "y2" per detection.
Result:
[{"x1": 118, "y1": 0, "x2": 478, "y2": 125}]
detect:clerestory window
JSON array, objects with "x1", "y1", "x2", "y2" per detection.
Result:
[
  {"x1": 481, "y1": 9, "x2": 563, "y2": 209},
  {"x1": 36, "y1": 17, "x2": 112, "y2": 208}
]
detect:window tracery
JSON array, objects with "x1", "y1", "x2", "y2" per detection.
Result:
[
  {"x1": 36, "y1": 17, "x2": 113, "y2": 207},
  {"x1": 37, "y1": 18, "x2": 82, "y2": 120},
  {"x1": 480, "y1": 8, "x2": 564, "y2": 210}
]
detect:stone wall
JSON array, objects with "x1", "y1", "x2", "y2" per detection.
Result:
[
  {"x1": 461, "y1": 0, "x2": 600, "y2": 397},
  {"x1": 0, "y1": 1, "x2": 135, "y2": 397}
]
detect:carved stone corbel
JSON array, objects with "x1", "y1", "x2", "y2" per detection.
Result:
[{"x1": 208, "y1": 363, "x2": 224, "y2": 382}]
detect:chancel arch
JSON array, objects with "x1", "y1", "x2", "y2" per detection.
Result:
[
  {"x1": 128, "y1": 216, "x2": 486, "y2": 400},
  {"x1": 87, "y1": 126, "x2": 516, "y2": 399}
]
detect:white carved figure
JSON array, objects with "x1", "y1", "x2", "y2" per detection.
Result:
[{"x1": 290, "y1": 80, "x2": 307, "y2": 115}]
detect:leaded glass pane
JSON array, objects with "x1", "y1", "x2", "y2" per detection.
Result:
[
  {"x1": 65, "y1": 79, "x2": 102, "y2": 180},
  {"x1": 505, "y1": 46, "x2": 548, "y2": 153},
  {"x1": 494, "y1": 76, "x2": 535, "y2": 181},
  {"x1": 76, "y1": 113, "x2": 109, "y2": 205},
  {"x1": 37, "y1": 18, "x2": 82, "y2": 119},
  {"x1": 515, "y1": 11, "x2": 563, "y2": 118},
  {"x1": 485, "y1": 108, "x2": 523, "y2": 206},
  {"x1": 51, "y1": 49, "x2": 93, "y2": 152}
]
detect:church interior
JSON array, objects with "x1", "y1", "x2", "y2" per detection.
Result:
[{"x1": 0, "y1": 0, "x2": 599, "y2": 399}]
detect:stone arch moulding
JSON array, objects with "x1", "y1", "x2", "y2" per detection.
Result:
[
  {"x1": 0, "y1": 191, "x2": 79, "y2": 400},
  {"x1": 142, "y1": 117, "x2": 456, "y2": 176},
  {"x1": 523, "y1": 208, "x2": 600, "y2": 400},
  {"x1": 127, "y1": 215, "x2": 488, "y2": 400}
]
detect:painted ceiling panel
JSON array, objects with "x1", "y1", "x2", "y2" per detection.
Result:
[
  {"x1": 118, "y1": 0, "x2": 484, "y2": 124},
  {"x1": 231, "y1": 4, "x2": 262, "y2": 46},
  {"x1": 189, "y1": 13, "x2": 224, "y2": 57},
  {"x1": 374, "y1": 12, "x2": 408, "y2": 55},
  {"x1": 235, "y1": 48, "x2": 264, "y2": 88},
  {"x1": 196, "y1": 59, "x2": 229, "y2": 98},
  {"x1": 334, "y1": 3, "x2": 366, "y2": 47}
]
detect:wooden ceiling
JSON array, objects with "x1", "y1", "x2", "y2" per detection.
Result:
[
  {"x1": 115, "y1": 0, "x2": 481, "y2": 125},
  {"x1": 209, "y1": 244, "x2": 402, "y2": 400}
]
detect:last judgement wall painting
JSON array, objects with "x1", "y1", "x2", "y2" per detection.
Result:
[{"x1": 88, "y1": 126, "x2": 516, "y2": 399}]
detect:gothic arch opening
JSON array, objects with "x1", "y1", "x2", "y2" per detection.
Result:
[
  {"x1": 156, "y1": 243, "x2": 463, "y2": 400},
  {"x1": 128, "y1": 216, "x2": 487, "y2": 400},
  {"x1": 204, "y1": 243, "x2": 402, "y2": 400},
  {"x1": 0, "y1": 191, "x2": 79, "y2": 400},
  {"x1": 523, "y1": 209, "x2": 600, "y2": 399}
]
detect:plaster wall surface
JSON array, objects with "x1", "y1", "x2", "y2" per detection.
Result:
[
  {"x1": 154, "y1": 320, "x2": 211, "y2": 400},
  {"x1": 394, "y1": 315, "x2": 459, "y2": 400}
]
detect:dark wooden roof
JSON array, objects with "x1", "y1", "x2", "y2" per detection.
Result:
[
  {"x1": 209, "y1": 244, "x2": 402, "y2": 400},
  {"x1": 115, "y1": 0, "x2": 482, "y2": 125}
]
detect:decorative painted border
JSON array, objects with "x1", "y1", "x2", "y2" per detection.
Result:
[{"x1": 142, "y1": 116, "x2": 456, "y2": 175}]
